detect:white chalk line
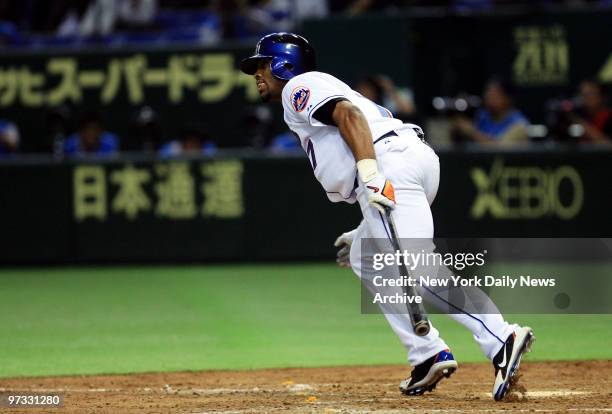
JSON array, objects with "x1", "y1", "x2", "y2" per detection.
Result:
[
  {"x1": 197, "y1": 410, "x2": 612, "y2": 414},
  {"x1": 0, "y1": 386, "x2": 598, "y2": 398},
  {"x1": 0, "y1": 386, "x2": 309, "y2": 395},
  {"x1": 195, "y1": 409, "x2": 612, "y2": 414}
]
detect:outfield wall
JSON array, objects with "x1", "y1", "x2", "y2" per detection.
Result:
[{"x1": 0, "y1": 148, "x2": 610, "y2": 264}]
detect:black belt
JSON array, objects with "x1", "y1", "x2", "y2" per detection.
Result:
[
  {"x1": 374, "y1": 128, "x2": 429, "y2": 146},
  {"x1": 373, "y1": 130, "x2": 398, "y2": 145}
]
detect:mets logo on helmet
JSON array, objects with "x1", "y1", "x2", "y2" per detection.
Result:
[{"x1": 291, "y1": 86, "x2": 311, "y2": 112}]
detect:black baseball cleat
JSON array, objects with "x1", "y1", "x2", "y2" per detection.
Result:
[
  {"x1": 399, "y1": 349, "x2": 458, "y2": 396},
  {"x1": 492, "y1": 326, "x2": 535, "y2": 401}
]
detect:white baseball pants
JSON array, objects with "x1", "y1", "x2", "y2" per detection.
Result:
[{"x1": 349, "y1": 129, "x2": 516, "y2": 366}]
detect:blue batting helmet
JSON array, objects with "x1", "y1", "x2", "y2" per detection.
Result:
[{"x1": 240, "y1": 32, "x2": 316, "y2": 81}]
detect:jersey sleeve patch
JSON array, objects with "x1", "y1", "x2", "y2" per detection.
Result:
[{"x1": 290, "y1": 86, "x2": 311, "y2": 112}]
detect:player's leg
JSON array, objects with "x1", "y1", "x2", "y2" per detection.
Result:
[
  {"x1": 353, "y1": 140, "x2": 459, "y2": 395},
  {"x1": 349, "y1": 223, "x2": 455, "y2": 395},
  {"x1": 371, "y1": 140, "x2": 512, "y2": 350},
  {"x1": 349, "y1": 222, "x2": 449, "y2": 364},
  {"x1": 372, "y1": 135, "x2": 534, "y2": 400}
]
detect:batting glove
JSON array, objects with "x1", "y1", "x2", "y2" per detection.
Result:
[
  {"x1": 333, "y1": 227, "x2": 358, "y2": 268},
  {"x1": 357, "y1": 159, "x2": 396, "y2": 214}
]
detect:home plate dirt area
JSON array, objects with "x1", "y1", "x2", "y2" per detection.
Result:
[{"x1": 1, "y1": 361, "x2": 610, "y2": 413}]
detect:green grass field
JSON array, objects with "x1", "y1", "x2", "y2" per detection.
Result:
[{"x1": 0, "y1": 264, "x2": 610, "y2": 378}]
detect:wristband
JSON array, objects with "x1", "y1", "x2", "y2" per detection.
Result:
[{"x1": 356, "y1": 159, "x2": 379, "y2": 183}]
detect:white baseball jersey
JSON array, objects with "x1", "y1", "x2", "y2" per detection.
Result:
[{"x1": 281, "y1": 71, "x2": 405, "y2": 203}]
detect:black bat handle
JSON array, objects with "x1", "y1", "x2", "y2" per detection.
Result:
[{"x1": 384, "y1": 208, "x2": 431, "y2": 337}]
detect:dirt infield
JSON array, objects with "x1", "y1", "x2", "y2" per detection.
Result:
[{"x1": 0, "y1": 361, "x2": 610, "y2": 413}]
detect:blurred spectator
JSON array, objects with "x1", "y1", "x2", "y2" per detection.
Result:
[
  {"x1": 116, "y1": 0, "x2": 158, "y2": 31},
  {"x1": 269, "y1": 130, "x2": 300, "y2": 152},
  {"x1": 212, "y1": 0, "x2": 249, "y2": 40},
  {"x1": 0, "y1": 117, "x2": 20, "y2": 156},
  {"x1": 0, "y1": 0, "x2": 31, "y2": 28},
  {"x1": 573, "y1": 80, "x2": 612, "y2": 143},
  {"x1": 293, "y1": 0, "x2": 328, "y2": 20},
  {"x1": 228, "y1": 104, "x2": 291, "y2": 149},
  {"x1": 215, "y1": 0, "x2": 294, "y2": 40},
  {"x1": 57, "y1": 0, "x2": 116, "y2": 38},
  {"x1": 126, "y1": 106, "x2": 162, "y2": 152},
  {"x1": 244, "y1": 0, "x2": 328, "y2": 35},
  {"x1": 37, "y1": 1, "x2": 86, "y2": 33},
  {"x1": 0, "y1": 0, "x2": 23, "y2": 45},
  {"x1": 451, "y1": 78, "x2": 529, "y2": 146},
  {"x1": 0, "y1": 20, "x2": 17, "y2": 45},
  {"x1": 354, "y1": 75, "x2": 416, "y2": 121},
  {"x1": 2, "y1": 0, "x2": 610, "y2": 44},
  {"x1": 332, "y1": 0, "x2": 404, "y2": 16},
  {"x1": 44, "y1": 105, "x2": 74, "y2": 157},
  {"x1": 228, "y1": 0, "x2": 329, "y2": 38},
  {"x1": 159, "y1": 124, "x2": 216, "y2": 156},
  {"x1": 452, "y1": 0, "x2": 492, "y2": 12},
  {"x1": 240, "y1": 105, "x2": 274, "y2": 148},
  {"x1": 160, "y1": 0, "x2": 208, "y2": 7},
  {"x1": 246, "y1": 0, "x2": 292, "y2": 34},
  {"x1": 63, "y1": 111, "x2": 119, "y2": 156}
]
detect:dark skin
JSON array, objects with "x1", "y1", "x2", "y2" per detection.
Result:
[
  {"x1": 453, "y1": 82, "x2": 514, "y2": 144},
  {"x1": 80, "y1": 122, "x2": 103, "y2": 152},
  {"x1": 254, "y1": 59, "x2": 376, "y2": 161},
  {"x1": 571, "y1": 81, "x2": 611, "y2": 143}
]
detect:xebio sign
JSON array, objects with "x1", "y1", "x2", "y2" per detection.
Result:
[{"x1": 470, "y1": 159, "x2": 584, "y2": 220}]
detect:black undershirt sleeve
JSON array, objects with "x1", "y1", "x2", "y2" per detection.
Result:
[{"x1": 312, "y1": 97, "x2": 349, "y2": 126}]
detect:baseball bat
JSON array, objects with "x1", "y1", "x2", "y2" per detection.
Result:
[{"x1": 384, "y1": 207, "x2": 431, "y2": 337}]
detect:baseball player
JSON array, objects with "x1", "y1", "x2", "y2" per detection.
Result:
[{"x1": 240, "y1": 32, "x2": 534, "y2": 401}]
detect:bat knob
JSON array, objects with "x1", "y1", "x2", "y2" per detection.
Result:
[{"x1": 414, "y1": 320, "x2": 431, "y2": 337}]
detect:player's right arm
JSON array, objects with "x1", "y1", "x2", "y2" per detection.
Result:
[
  {"x1": 282, "y1": 73, "x2": 395, "y2": 212},
  {"x1": 330, "y1": 101, "x2": 396, "y2": 212},
  {"x1": 331, "y1": 101, "x2": 376, "y2": 161}
]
